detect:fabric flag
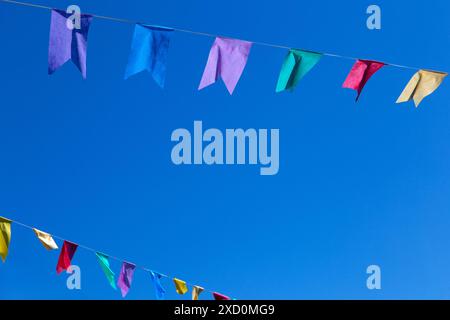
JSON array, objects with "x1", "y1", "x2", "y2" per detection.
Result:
[
  {"x1": 117, "y1": 262, "x2": 136, "y2": 298},
  {"x1": 276, "y1": 49, "x2": 322, "y2": 92},
  {"x1": 173, "y1": 278, "x2": 188, "y2": 295},
  {"x1": 342, "y1": 59, "x2": 385, "y2": 101},
  {"x1": 199, "y1": 37, "x2": 253, "y2": 95},
  {"x1": 33, "y1": 228, "x2": 58, "y2": 250},
  {"x1": 213, "y1": 292, "x2": 231, "y2": 300},
  {"x1": 48, "y1": 9, "x2": 93, "y2": 78},
  {"x1": 125, "y1": 24, "x2": 173, "y2": 88},
  {"x1": 0, "y1": 217, "x2": 11, "y2": 263},
  {"x1": 396, "y1": 70, "x2": 448, "y2": 107},
  {"x1": 192, "y1": 285, "x2": 204, "y2": 300},
  {"x1": 56, "y1": 241, "x2": 78, "y2": 274},
  {"x1": 95, "y1": 252, "x2": 117, "y2": 290},
  {"x1": 150, "y1": 271, "x2": 166, "y2": 300}
]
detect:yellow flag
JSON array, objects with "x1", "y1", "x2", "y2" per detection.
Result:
[
  {"x1": 173, "y1": 278, "x2": 188, "y2": 295},
  {"x1": 0, "y1": 217, "x2": 12, "y2": 262},
  {"x1": 33, "y1": 228, "x2": 58, "y2": 250},
  {"x1": 396, "y1": 70, "x2": 447, "y2": 107},
  {"x1": 192, "y1": 285, "x2": 204, "y2": 300}
]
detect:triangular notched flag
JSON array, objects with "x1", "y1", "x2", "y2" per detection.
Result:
[
  {"x1": 192, "y1": 285, "x2": 204, "y2": 300},
  {"x1": 0, "y1": 217, "x2": 12, "y2": 263},
  {"x1": 96, "y1": 252, "x2": 117, "y2": 290},
  {"x1": 33, "y1": 228, "x2": 58, "y2": 250},
  {"x1": 125, "y1": 24, "x2": 173, "y2": 88},
  {"x1": 396, "y1": 69, "x2": 447, "y2": 107},
  {"x1": 117, "y1": 262, "x2": 136, "y2": 298},
  {"x1": 276, "y1": 49, "x2": 322, "y2": 93},
  {"x1": 173, "y1": 278, "x2": 188, "y2": 295},
  {"x1": 213, "y1": 292, "x2": 231, "y2": 300},
  {"x1": 199, "y1": 37, "x2": 253, "y2": 95},
  {"x1": 150, "y1": 271, "x2": 166, "y2": 300},
  {"x1": 56, "y1": 241, "x2": 78, "y2": 274},
  {"x1": 48, "y1": 9, "x2": 93, "y2": 78},
  {"x1": 342, "y1": 59, "x2": 385, "y2": 101}
]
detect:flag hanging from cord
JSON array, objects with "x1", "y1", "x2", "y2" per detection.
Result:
[
  {"x1": 173, "y1": 278, "x2": 189, "y2": 295},
  {"x1": 150, "y1": 271, "x2": 166, "y2": 300},
  {"x1": 96, "y1": 252, "x2": 117, "y2": 290},
  {"x1": 276, "y1": 49, "x2": 322, "y2": 92},
  {"x1": 192, "y1": 285, "x2": 204, "y2": 300},
  {"x1": 342, "y1": 59, "x2": 384, "y2": 101},
  {"x1": 117, "y1": 262, "x2": 136, "y2": 298},
  {"x1": 213, "y1": 292, "x2": 231, "y2": 300},
  {"x1": 56, "y1": 241, "x2": 78, "y2": 274},
  {"x1": 0, "y1": 217, "x2": 12, "y2": 262},
  {"x1": 396, "y1": 70, "x2": 447, "y2": 107},
  {"x1": 124, "y1": 24, "x2": 173, "y2": 88},
  {"x1": 199, "y1": 37, "x2": 253, "y2": 95},
  {"x1": 33, "y1": 228, "x2": 58, "y2": 250},
  {"x1": 48, "y1": 9, "x2": 93, "y2": 78}
]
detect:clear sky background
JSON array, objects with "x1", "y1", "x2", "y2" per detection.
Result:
[{"x1": 0, "y1": 0, "x2": 449, "y2": 300}]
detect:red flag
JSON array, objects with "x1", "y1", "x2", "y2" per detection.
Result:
[
  {"x1": 213, "y1": 292, "x2": 231, "y2": 300},
  {"x1": 343, "y1": 59, "x2": 384, "y2": 101},
  {"x1": 56, "y1": 241, "x2": 78, "y2": 274}
]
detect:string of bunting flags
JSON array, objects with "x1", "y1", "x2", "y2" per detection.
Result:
[
  {"x1": 0, "y1": 216, "x2": 233, "y2": 300},
  {"x1": 0, "y1": 0, "x2": 447, "y2": 301},
  {"x1": 1, "y1": 0, "x2": 448, "y2": 105}
]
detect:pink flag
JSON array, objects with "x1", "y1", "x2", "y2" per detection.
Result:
[
  {"x1": 213, "y1": 292, "x2": 231, "y2": 300},
  {"x1": 343, "y1": 59, "x2": 384, "y2": 101},
  {"x1": 56, "y1": 241, "x2": 78, "y2": 274},
  {"x1": 117, "y1": 262, "x2": 136, "y2": 298},
  {"x1": 199, "y1": 37, "x2": 252, "y2": 95}
]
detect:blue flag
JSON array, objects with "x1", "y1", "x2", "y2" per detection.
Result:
[
  {"x1": 150, "y1": 271, "x2": 166, "y2": 300},
  {"x1": 125, "y1": 24, "x2": 173, "y2": 88}
]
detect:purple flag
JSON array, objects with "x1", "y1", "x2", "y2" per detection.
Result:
[
  {"x1": 117, "y1": 262, "x2": 136, "y2": 298},
  {"x1": 199, "y1": 37, "x2": 252, "y2": 95},
  {"x1": 48, "y1": 9, "x2": 93, "y2": 78}
]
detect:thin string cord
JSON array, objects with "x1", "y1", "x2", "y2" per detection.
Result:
[
  {"x1": 11, "y1": 218, "x2": 220, "y2": 297},
  {"x1": 0, "y1": 0, "x2": 438, "y2": 72}
]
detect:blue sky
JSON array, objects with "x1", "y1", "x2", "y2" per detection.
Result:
[{"x1": 0, "y1": 0, "x2": 449, "y2": 299}]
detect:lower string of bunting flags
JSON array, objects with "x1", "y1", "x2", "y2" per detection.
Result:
[
  {"x1": 0, "y1": 216, "x2": 233, "y2": 300},
  {"x1": 1, "y1": 0, "x2": 448, "y2": 106}
]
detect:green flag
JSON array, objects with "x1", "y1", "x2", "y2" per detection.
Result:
[
  {"x1": 276, "y1": 49, "x2": 322, "y2": 92},
  {"x1": 96, "y1": 252, "x2": 117, "y2": 290}
]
